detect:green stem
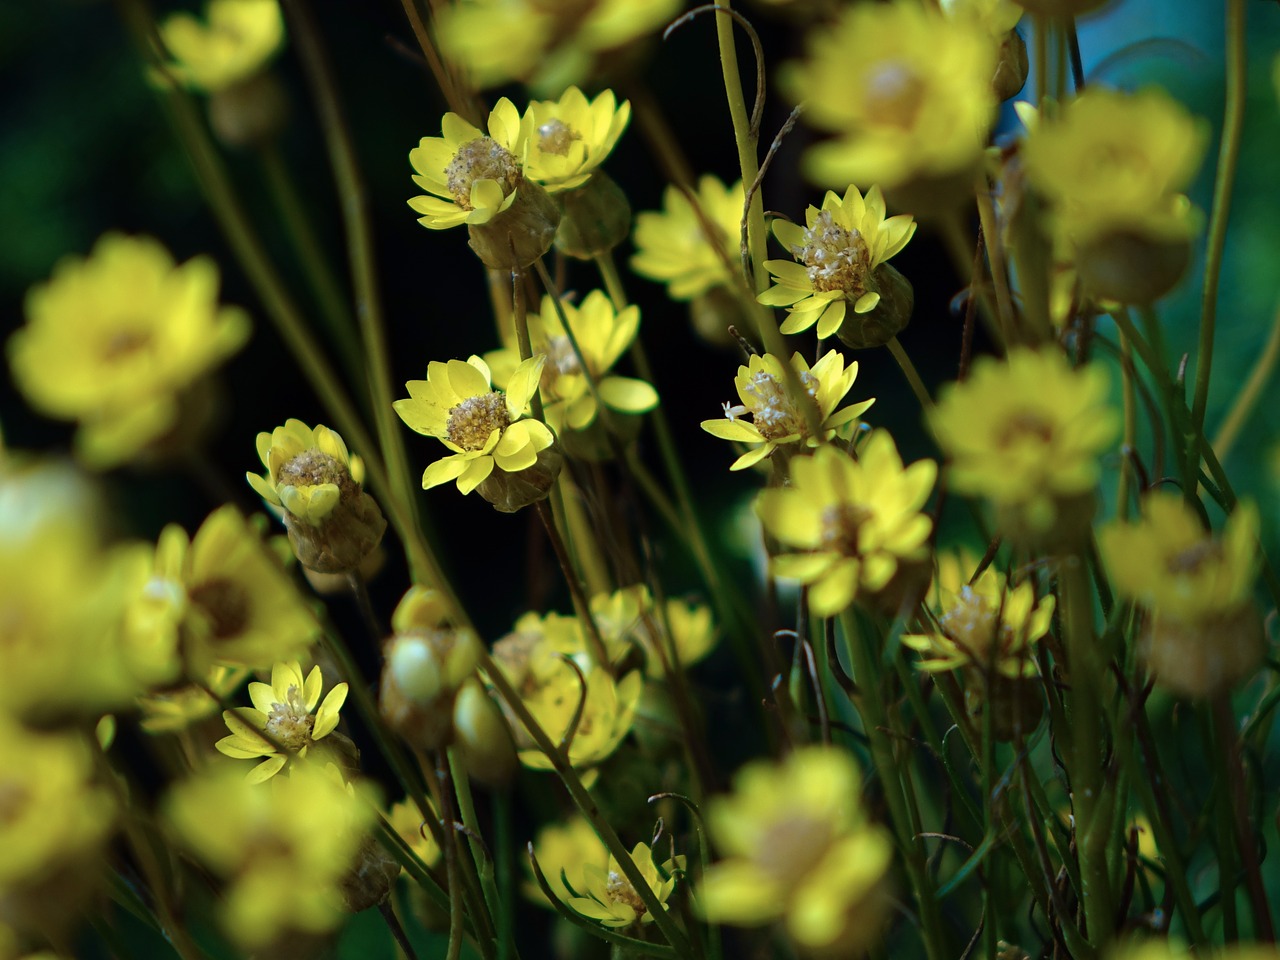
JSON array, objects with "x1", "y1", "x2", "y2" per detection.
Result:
[
  {"x1": 1191, "y1": 0, "x2": 1247, "y2": 438},
  {"x1": 886, "y1": 336, "x2": 932, "y2": 412},
  {"x1": 1212, "y1": 301, "x2": 1280, "y2": 463}
]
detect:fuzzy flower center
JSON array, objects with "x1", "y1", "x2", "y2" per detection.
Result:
[
  {"x1": 939, "y1": 586, "x2": 1002, "y2": 659},
  {"x1": 445, "y1": 137, "x2": 520, "y2": 210},
  {"x1": 265, "y1": 683, "x2": 315, "y2": 751},
  {"x1": 996, "y1": 412, "x2": 1055, "y2": 450},
  {"x1": 735, "y1": 370, "x2": 819, "y2": 441},
  {"x1": 757, "y1": 816, "x2": 833, "y2": 886},
  {"x1": 189, "y1": 578, "x2": 250, "y2": 639},
  {"x1": 446, "y1": 392, "x2": 511, "y2": 451},
  {"x1": 538, "y1": 119, "x2": 580, "y2": 157},
  {"x1": 0, "y1": 780, "x2": 30, "y2": 826},
  {"x1": 863, "y1": 59, "x2": 927, "y2": 129},
  {"x1": 795, "y1": 211, "x2": 870, "y2": 297},
  {"x1": 278, "y1": 449, "x2": 352, "y2": 495},
  {"x1": 605, "y1": 870, "x2": 647, "y2": 917},
  {"x1": 102, "y1": 328, "x2": 154, "y2": 361},
  {"x1": 820, "y1": 503, "x2": 871, "y2": 556},
  {"x1": 1166, "y1": 540, "x2": 1221, "y2": 577},
  {"x1": 546, "y1": 335, "x2": 583, "y2": 378}
]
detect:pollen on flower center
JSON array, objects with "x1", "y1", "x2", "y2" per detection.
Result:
[
  {"x1": 446, "y1": 391, "x2": 511, "y2": 451},
  {"x1": 605, "y1": 870, "x2": 647, "y2": 916},
  {"x1": 863, "y1": 59, "x2": 927, "y2": 128},
  {"x1": 795, "y1": 211, "x2": 870, "y2": 296},
  {"x1": 939, "y1": 586, "x2": 1000, "y2": 657},
  {"x1": 743, "y1": 370, "x2": 818, "y2": 440},
  {"x1": 445, "y1": 137, "x2": 520, "y2": 210},
  {"x1": 546, "y1": 335, "x2": 583, "y2": 377},
  {"x1": 538, "y1": 119, "x2": 581, "y2": 157},
  {"x1": 265, "y1": 684, "x2": 315, "y2": 751},
  {"x1": 279, "y1": 449, "x2": 352, "y2": 493},
  {"x1": 821, "y1": 502, "x2": 871, "y2": 556}
]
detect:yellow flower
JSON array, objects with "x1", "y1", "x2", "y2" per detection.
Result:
[
  {"x1": 523, "y1": 87, "x2": 630, "y2": 193},
  {"x1": 701, "y1": 349, "x2": 874, "y2": 471},
  {"x1": 757, "y1": 433, "x2": 936, "y2": 617},
  {"x1": 487, "y1": 292, "x2": 658, "y2": 433},
  {"x1": 630, "y1": 176, "x2": 744, "y2": 300},
  {"x1": 146, "y1": 505, "x2": 320, "y2": 675},
  {"x1": 527, "y1": 815, "x2": 607, "y2": 906},
  {"x1": 1021, "y1": 88, "x2": 1208, "y2": 245},
  {"x1": 164, "y1": 762, "x2": 375, "y2": 949},
  {"x1": 587, "y1": 585, "x2": 719, "y2": 676},
  {"x1": 0, "y1": 715, "x2": 116, "y2": 894},
  {"x1": 567, "y1": 842, "x2": 684, "y2": 928},
  {"x1": 8, "y1": 234, "x2": 250, "y2": 468},
  {"x1": 139, "y1": 664, "x2": 249, "y2": 733},
  {"x1": 408, "y1": 99, "x2": 528, "y2": 229},
  {"x1": 159, "y1": 0, "x2": 284, "y2": 93},
  {"x1": 930, "y1": 348, "x2": 1118, "y2": 537},
  {"x1": 387, "y1": 797, "x2": 442, "y2": 871},
  {"x1": 781, "y1": 1, "x2": 996, "y2": 191},
  {"x1": 699, "y1": 746, "x2": 892, "y2": 952},
  {"x1": 437, "y1": 0, "x2": 678, "y2": 94},
  {"x1": 394, "y1": 354, "x2": 555, "y2": 495},
  {"x1": 215, "y1": 661, "x2": 350, "y2": 783},
  {"x1": 903, "y1": 550, "x2": 1054, "y2": 679},
  {"x1": 759, "y1": 185, "x2": 916, "y2": 339},
  {"x1": 941, "y1": 0, "x2": 1023, "y2": 31},
  {"x1": 1099, "y1": 494, "x2": 1263, "y2": 697}
]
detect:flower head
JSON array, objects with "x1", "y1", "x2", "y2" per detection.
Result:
[
  {"x1": 387, "y1": 798, "x2": 442, "y2": 871},
  {"x1": 699, "y1": 746, "x2": 892, "y2": 952},
  {"x1": 139, "y1": 664, "x2": 248, "y2": 733},
  {"x1": 1021, "y1": 87, "x2": 1208, "y2": 246},
  {"x1": 523, "y1": 87, "x2": 630, "y2": 193},
  {"x1": 702, "y1": 349, "x2": 874, "y2": 471},
  {"x1": 759, "y1": 185, "x2": 917, "y2": 339},
  {"x1": 215, "y1": 661, "x2": 350, "y2": 783},
  {"x1": 408, "y1": 99, "x2": 528, "y2": 229},
  {"x1": 8, "y1": 234, "x2": 250, "y2": 468},
  {"x1": 757, "y1": 433, "x2": 936, "y2": 617},
  {"x1": 930, "y1": 348, "x2": 1118, "y2": 538},
  {"x1": 782, "y1": 1, "x2": 996, "y2": 191},
  {"x1": 394, "y1": 354, "x2": 555, "y2": 496},
  {"x1": 159, "y1": 0, "x2": 284, "y2": 93},
  {"x1": 631, "y1": 176, "x2": 744, "y2": 301}
]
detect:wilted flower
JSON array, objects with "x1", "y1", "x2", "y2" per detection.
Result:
[
  {"x1": 8, "y1": 234, "x2": 249, "y2": 468},
  {"x1": 702, "y1": 350, "x2": 874, "y2": 471},
  {"x1": 757, "y1": 433, "x2": 936, "y2": 617}
]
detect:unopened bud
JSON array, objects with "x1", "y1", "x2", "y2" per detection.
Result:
[
  {"x1": 1075, "y1": 230, "x2": 1191, "y2": 305},
  {"x1": 467, "y1": 180, "x2": 561, "y2": 270},
  {"x1": 554, "y1": 172, "x2": 632, "y2": 260},
  {"x1": 475, "y1": 439, "x2": 564, "y2": 513},
  {"x1": 836, "y1": 262, "x2": 914, "y2": 350},
  {"x1": 452, "y1": 679, "x2": 518, "y2": 788},
  {"x1": 209, "y1": 71, "x2": 288, "y2": 149}
]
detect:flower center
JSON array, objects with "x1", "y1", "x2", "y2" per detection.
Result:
[
  {"x1": 742, "y1": 370, "x2": 818, "y2": 441},
  {"x1": 939, "y1": 585, "x2": 1002, "y2": 660},
  {"x1": 0, "y1": 779, "x2": 30, "y2": 826},
  {"x1": 795, "y1": 211, "x2": 870, "y2": 297},
  {"x1": 820, "y1": 503, "x2": 871, "y2": 556},
  {"x1": 188, "y1": 578, "x2": 250, "y2": 640},
  {"x1": 265, "y1": 683, "x2": 316, "y2": 751},
  {"x1": 1166, "y1": 540, "x2": 1221, "y2": 577},
  {"x1": 863, "y1": 59, "x2": 927, "y2": 129},
  {"x1": 445, "y1": 392, "x2": 511, "y2": 451},
  {"x1": 758, "y1": 815, "x2": 834, "y2": 887},
  {"x1": 102, "y1": 329, "x2": 153, "y2": 361},
  {"x1": 605, "y1": 869, "x2": 648, "y2": 918},
  {"x1": 545, "y1": 335, "x2": 583, "y2": 378},
  {"x1": 445, "y1": 137, "x2": 520, "y2": 210},
  {"x1": 537, "y1": 119, "x2": 580, "y2": 157},
  {"x1": 278, "y1": 449, "x2": 353, "y2": 496},
  {"x1": 996, "y1": 412, "x2": 1055, "y2": 450}
]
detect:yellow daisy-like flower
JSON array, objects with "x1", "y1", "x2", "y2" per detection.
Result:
[
  {"x1": 139, "y1": 664, "x2": 249, "y2": 733},
  {"x1": 394, "y1": 354, "x2": 554, "y2": 495},
  {"x1": 759, "y1": 184, "x2": 917, "y2": 339},
  {"x1": 1021, "y1": 87, "x2": 1208, "y2": 245},
  {"x1": 164, "y1": 761, "x2": 375, "y2": 949},
  {"x1": 701, "y1": 349, "x2": 874, "y2": 471},
  {"x1": 146, "y1": 505, "x2": 320, "y2": 675},
  {"x1": 781, "y1": 1, "x2": 996, "y2": 191},
  {"x1": 8, "y1": 234, "x2": 250, "y2": 468},
  {"x1": 757, "y1": 433, "x2": 937, "y2": 617},
  {"x1": 215, "y1": 661, "x2": 350, "y2": 783},
  {"x1": 408, "y1": 99, "x2": 527, "y2": 229},
  {"x1": 247, "y1": 420, "x2": 361, "y2": 525},
  {"x1": 159, "y1": 0, "x2": 284, "y2": 93},
  {"x1": 523, "y1": 87, "x2": 630, "y2": 193},
  {"x1": 487, "y1": 292, "x2": 658, "y2": 432},
  {"x1": 902, "y1": 551, "x2": 1054, "y2": 679},
  {"x1": 387, "y1": 797, "x2": 442, "y2": 872},
  {"x1": 527, "y1": 815, "x2": 606, "y2": 906},
  {"x1": 699, "y1": 746, "x2": 893, "y2": 952},
  {"x1": 586, "y1": 585, "x2": 719, "y2": 676},
  {"x1": 566, "y1": 842, "x2": 684, "y2": 928},
  {"x1": 929, "y1": 348, "x2": 1118, "y2": 537},
  {"x1": 631, "y1": 176, "x2": 744, "y2": 300}
]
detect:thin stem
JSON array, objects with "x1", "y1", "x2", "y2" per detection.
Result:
[
  {"x1": 1212, "y1": 301, "x2": 1280, "y2": 462},
  {"x1": 887, "y1": 336, "x2": 932, "y2": 411},
  {"x1": 379, "y1": 901, "x2": 423, "y2": 960},
  {"x1": 1191, "y1": 0, "x2": 1246, "y2": 437},
  {"x1": 536, "y1": 498, "x2": 612, "y2": 668},
  {"x1": 1117, "y1": 330, "x2": 1137, "y2": 520},
  {"x1": 396, "y1": 0, "x2": 475, "y2": 120}
]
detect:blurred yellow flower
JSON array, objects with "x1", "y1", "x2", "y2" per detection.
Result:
[
  {"x1": 164, "y1": 762, "x2": 375, "y2": 949},
  {"x1": 0, "y1": 716, "x2": 116, "y2": 895},
  {"x1": 587, "y1": 585, "x2": 719, "y2": 676},
  {"x1": 631, "y1": 176, "x2": 744, "y2": 300},
  {"x1": 139, "y1": 664, "x2": 249, "y2": 733},
  {"x1": 930, "y1": 348, "x2": 1118, "y2": 538},
  {"x1": 408, "y1": 99, "x2": 527, "y2": 229},
  {"x1": 702, "y1": 349, "x2": 874, "y2": 471},
  {"x1": 395, "y1": 354, "x2": 555, "y2": 495},
  {"x1": 8, "y1": 234, "x2": 250, "y2": 468},
  {"x1": 759, "y1": 184, "x2": 916, "y2": 339},
  {"x1": 216, "y1": 661, "x2": 349, "y2": 783},
  {"x1": 941, "y1": 0, "x2": 1023, "y2": 31},
  {"x1": 527, "y1": 814, "x2": 606, "y2": 906},
  {"x1": 1021, "y1": 87, "x2": 1208, "y2": 246},
  {"x1": 757, "y1": 433, "x2": 936, "y2": 617},
  {"x1": 781, "y1": 1, "x2": 996, "y2": 192},
  {"x1": 523, "y1": 87, "x2": 630, "y2": 193},
  {"x1": 699, "y1": 746, "x2": 892, "y2": 952},
  {"x1": 387, "y1": 797, "x2": 442, "y2": 871},
  {"x1": 159, "y1": 0, "x2": 284, "y2": 93}
]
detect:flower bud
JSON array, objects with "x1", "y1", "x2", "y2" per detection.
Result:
[
  {"x1": 689, "y1": 286, "x2": 749, "y2": 349},
  {"x1": 467, "y1": 179, "x2": 561, "y2": 270},
  {"x1": 208, "y1": 71, "x2": 289, "y2": 149},
  {"x1": 964, "y1": 673, "x2": 1044, "y2": 742},
  {"x1": 836, "y1": 262, "x2": 914, "y2": 350},
  {"x1": 475, "y1": 438, "x2": 564, "y2": 513},
  {"x1": 993, "y1": 29, "x2": 1029, "y2": 102},
  {"x1": 452, "y1": 679, "x2": 518, "y2": 788},
  {"x1": 553, "y1": 172, "x2": 632, "y2": 260},
  {"x1": 339, "y1": 835, "x2": 400, "y2": 913},
  {"x1": 1075, "y1": 230, "x2": 1191, "y2": 305},
  {"x1": 1142, "y1": 603, "x2": 1265, "y2": 699}
]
